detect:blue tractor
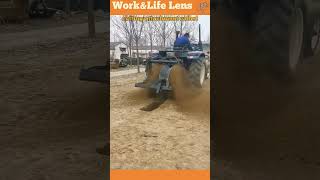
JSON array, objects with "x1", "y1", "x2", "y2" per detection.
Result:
[
  {"x1": 135, "y1": 24, "x2": 210, "y2": 95},
  {"x1": 213, "y1": 0, "x2": 320, "y2": 78}
]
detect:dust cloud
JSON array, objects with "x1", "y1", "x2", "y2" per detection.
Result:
[
  {"x1": 125, "y1": 63, "x2": 210, "y2": 115},
  {"x1": 169, "y1": 64, "x2": 210, "y2": 115},
  {"x1": 145, "y1": 63, "x2": 164, "y2": 83}
]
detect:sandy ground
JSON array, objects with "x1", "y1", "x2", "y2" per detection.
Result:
[
  {"x1": 0, "y1": 20, "x2": 107, "y2": 50},
  {"x1": 0, "y1": 11, "x2": 106, "y2": 33},
  {"x1": 110, "y1": 72, "x2": 210, "y2": 169},
  {"x1": 0, "y1": 33, "x2": 108, "y2": 180},
  {"x1": 213, "y1": 8, "x2": 320, "y2": 180},
  {"x1": 110, "y1": 67, "x2": 145, "y2": 77}
]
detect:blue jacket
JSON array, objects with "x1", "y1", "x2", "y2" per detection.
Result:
[{"x1": 174, "y1": 36, "x2": 191, "y2": 47}]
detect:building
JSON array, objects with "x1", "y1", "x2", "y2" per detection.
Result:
[
  {"x1": 110, "y1": 41, "x2": 210, "y2": 60},
  {"x1": 110, "y1": 42, "x2": 128, "y2": 60},
  {"x1": 131, "y1": 45, "x2": 163, "y2": 59},
  {"x1": 110, "y1": 42, "x2": 166, "y2": 60}
]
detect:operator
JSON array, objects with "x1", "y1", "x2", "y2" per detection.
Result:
[{"x1": 174, "y1": 33, "x2": 192, "y2": 50}]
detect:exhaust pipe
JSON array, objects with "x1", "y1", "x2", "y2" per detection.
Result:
[
  {"x1": 176, "y1": 31, "x2": 180, "y2": 39},
  {"x1": 198, "y1": 24, "x2": 203, "y2": 49}
]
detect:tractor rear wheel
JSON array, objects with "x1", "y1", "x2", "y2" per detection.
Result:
[
  {"x1": 204, "y1": 58, "x2": 210, "y2": 79},
  {"x1": 254, "y1": 1, "x2": 304, "y2": 79},
  {"x1": 189, "y1": 60, "x2": 206, "y2": 88}
]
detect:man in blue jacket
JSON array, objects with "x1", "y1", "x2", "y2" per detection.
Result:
[{"x1": 174, "y1": 33, "x2": 192, "y2": 50}]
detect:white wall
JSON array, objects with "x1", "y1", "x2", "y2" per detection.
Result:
[
  {"x1": 110, "y1": 43, "x2": 128, "y2": 60},
  {"x1": 132, "y1": 50, "x2": 159, "y2": 59}
]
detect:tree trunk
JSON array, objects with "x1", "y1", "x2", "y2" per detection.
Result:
[
  {"x1": 163, "y1": 23, "x2": 166, "y2": 47},
  {"x1": 129, "y1": 41, "x2": 132, "y2": 66},
  {"x1": 65, "y1": 0, "x2": 71, "y2": 14},
  {"x1": 88, "y1": 0, "x2": 95, "y2": 38},
  {"x1": 150, "y1": 34, "x2": 153, "y2": 54},
  {"x1": 136, "y1": 41, "x2": 140, "y2": 73},
  {"x1": 180, "y1": 21, "x2": 183, "y2": 36}
]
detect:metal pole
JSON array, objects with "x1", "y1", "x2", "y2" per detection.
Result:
[
  {"x1": 88, "y1": 0, "x2": 96, "y2": 38},
  {"x1": 199, "y1": 24, "x2": 202, "y2": 47}
]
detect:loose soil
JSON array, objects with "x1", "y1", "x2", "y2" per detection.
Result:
[
  {"x1": 0, "y1": 33, "x2": 108, "y2": 180},
  {"x1": 110, "y1": 70, "x2": 210, "y2": 169}
]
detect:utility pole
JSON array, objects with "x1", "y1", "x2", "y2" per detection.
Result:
[{"x1": 88, "y1": 0, "x2": 96, "y2": 38}]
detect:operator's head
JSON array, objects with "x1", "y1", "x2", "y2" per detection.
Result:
[{"x1": 184, "y1": 33, "x2": 190, "y2": 38}]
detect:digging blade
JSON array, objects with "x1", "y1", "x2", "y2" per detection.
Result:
[{"x1": 140, "y1": 93, "x2": 168, "y2": 111}]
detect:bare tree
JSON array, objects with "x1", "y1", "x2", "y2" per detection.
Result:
[
  {"x1": 181, "y1": 20, "x2": 198, "y2": 36},
  {"x1": 65, "y1": 0, "x2": 71, "y2": 14},
  {"x1": 88, "y1": 0, "x2": 95, "y2": 38},
  {"x1": 144, "y1": 21, "x2": 159, "y2": 55},
  {"x1": 154, "y1": 20, "x2": 175, "y2": 47},
  {"x1": 131, "y1": 16, "x2": 146, "y2": 73},
  {"x1": 172, "y1": 17, "x2": 198, "y2": 43},
  {"x1": 111, "y1": 16, "x2": 134, "y2": 65},
  {"x1": 152, "y1": 16, "x2": 199, "y2": 47}
]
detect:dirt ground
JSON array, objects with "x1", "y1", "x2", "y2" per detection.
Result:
[
  {"x1": 0, "y1": 11, "x2": 106, "y2": 33},
  {"x1": 110, "y1": 72, "x2": 210, "y2": 169},
  {"x1": 0, "y1": 33, "x2": 108, "y2": 180},
  {"x1": 214, "y1": 9, "x2": 320, "y2": 180}
]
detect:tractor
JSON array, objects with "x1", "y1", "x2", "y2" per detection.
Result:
[
  {"x1": 212, "y1": 0, "x2": 320, "y2": 78},
  {"x1": 135, "y1": 24, "x2": 210, "y2": 96}
]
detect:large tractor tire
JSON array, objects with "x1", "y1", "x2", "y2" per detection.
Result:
[
  {"x1": 204, "y1": 57, "x2": 210, "y2": 80},
  {"x1": 304, "y1": 16, "x2": 320, "y2": 57},
  {"x1": 189, "y1": 60, "x2": 206, "y2": 88},
  {"x1": 254, "y1": 0, "x2": 304, "y2": 79}
]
